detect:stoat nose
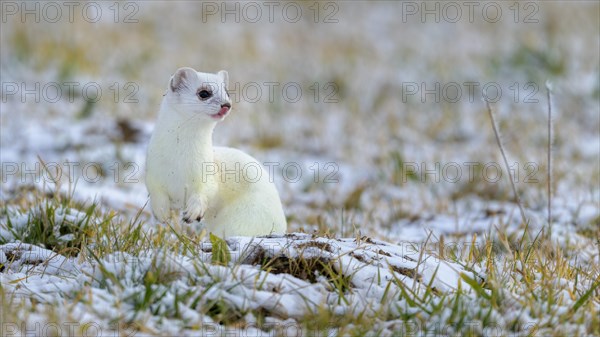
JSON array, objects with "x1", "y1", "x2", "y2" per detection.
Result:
[{"x1": 217, "y1": 103, "x2": 231, "y2": 117}]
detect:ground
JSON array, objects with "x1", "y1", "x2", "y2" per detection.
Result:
[{"x1": 1, "y1": 2, "x2": 599, "y2": 336}]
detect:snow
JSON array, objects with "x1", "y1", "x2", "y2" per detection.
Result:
[
  {"x1": 0, "y1": 233, "x2": 487, "y2": 335},
  {"x1": 1, "y1": 1, "x2": 598, "y2": 335}
]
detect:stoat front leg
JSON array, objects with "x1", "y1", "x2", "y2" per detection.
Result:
[{"x1": 148, "y1": 186, "x2": 172, "y2": 223}]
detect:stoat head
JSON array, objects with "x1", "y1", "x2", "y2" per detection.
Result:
[{"x1": 165, "y1": 67, "x2": 232, "y2": 121}]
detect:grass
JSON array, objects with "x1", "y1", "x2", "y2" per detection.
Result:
[
  {"x1": 0, "y1": 176, "x2": 104, "y2": 258},
  {"x1": 1, "y1": 183, "x2": 598, "y2": 336},
  {"x1": 1, "y1": 2, "x2": 598, "y2": 335},
  {"x1": 0, "y1": 182, "x2": 600, "y2": 336}
]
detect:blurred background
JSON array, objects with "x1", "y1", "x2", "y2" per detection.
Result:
[{"x1": 1, "y1": 1, "x2": 598, "y2": 240}]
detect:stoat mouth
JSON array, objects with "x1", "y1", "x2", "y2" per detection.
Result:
[{"x1": 212, "y1": 103, "x2": 231, "y2": 119}]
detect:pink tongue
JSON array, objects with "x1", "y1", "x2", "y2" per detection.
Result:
[{"x1": 218, "y1": 106, "x2": 230, "y2": 115}]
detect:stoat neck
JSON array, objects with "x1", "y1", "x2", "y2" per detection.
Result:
[{"x1": 156, "y1": 103, "x2": 217, "y2": 165}]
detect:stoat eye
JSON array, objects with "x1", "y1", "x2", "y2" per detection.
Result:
[{"x1": 197, "y1": 90, "x2": 212, "y2": 100}]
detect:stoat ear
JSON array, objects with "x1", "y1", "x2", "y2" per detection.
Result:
[
  {"x1": 217, "y1": 70, "x2": 229, "y2": 88},
  {"x1": 169, "y1": 67, "x2": 197, "y2": 93}
]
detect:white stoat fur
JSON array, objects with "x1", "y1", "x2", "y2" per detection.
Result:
[{"x1": 145, "y1": 67, "x2": 287, "y2": 237}]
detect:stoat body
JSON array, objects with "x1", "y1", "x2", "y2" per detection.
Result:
[{"x1": 145, "y1": 67, "x2": 287, "y2": 237}]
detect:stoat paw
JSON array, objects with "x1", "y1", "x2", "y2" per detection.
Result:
[
  {"x1": 182, "y1": 195, "x2": 205, "y2": 223},
  {"x1": 150, "y1": 197, "x2": 171, "y2": 223},
  {"x1": 153, "y1": 209, "x2": 170, "y2": 223},
  {"x1": 182, "y1": 212, "x2": 203, "y2": 223},
  {"x1": 153, "y1": 212, "x2": 168, "y2": 223}
]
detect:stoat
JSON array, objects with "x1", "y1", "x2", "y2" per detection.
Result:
[{"x1": 145, "y1": 67, "x2": 287, "y2": 237}]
